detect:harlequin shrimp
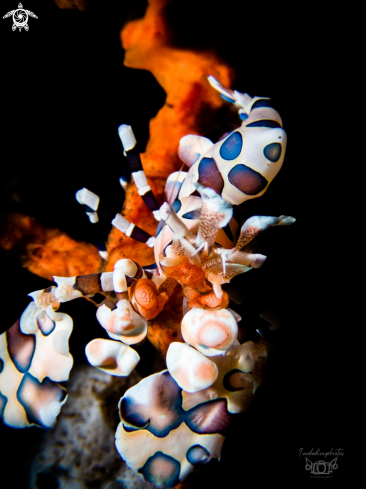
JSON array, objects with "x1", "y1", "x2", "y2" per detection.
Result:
[
  {"x1": 0, "y1": 76, "x2": 295, "y2": 488},
  {"x1": 107, "y1": 75, "x2": 293, "y2": 311}
]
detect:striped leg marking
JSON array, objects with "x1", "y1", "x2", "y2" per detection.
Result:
[
  {"x1": 118, "y1": 124, "x2": 160, "y2": 213},
  {"x1": 112, "y1": 213, "x2": 155, "y2": 248},
  {"x1": 53, "y1": 261, "x2": 143, "y2": 301},
  {"x1": 75, "y1": 187, "x2": 108, "y2": 259}
]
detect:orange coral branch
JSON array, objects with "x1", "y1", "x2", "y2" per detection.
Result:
[
  {"x1": 105, "y1": 0, "x2": 233, "y2": 270},
  {"x1": 0, "y1": 213, "x2": 101, "y2": 281}
]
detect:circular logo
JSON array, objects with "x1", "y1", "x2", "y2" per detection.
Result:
[{"x1": 12, "y1": 8, "x2": 28, "y2": 28}]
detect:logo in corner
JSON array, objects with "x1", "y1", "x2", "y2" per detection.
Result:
[
  {"x1": 299, "y1": 448, "x2": 344, "y2": 478},
  {"x1": 3, "y1": 3, "x2": 38, "y2": 31},
  {"x1": 305, "y1": 457, "x2": 338, "y2": 475}
]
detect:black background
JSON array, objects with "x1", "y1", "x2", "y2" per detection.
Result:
[{"x1": 0, "y1": 1, "x2": 349, "y2": 487}]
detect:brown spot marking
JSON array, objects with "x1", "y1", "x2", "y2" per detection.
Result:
[{"x1": 199, "y1": 208, "x2": 227, "y2": 247}]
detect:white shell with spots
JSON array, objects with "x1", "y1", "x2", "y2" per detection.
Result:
[
  {"x1": 23, "y1": 304, "x2": 74, "y2": 383},
  {"x1": 0, "y1": 299, "x2": 73, "y2": 428},
  {"x1": 116, "y1": 421, "x2": 224, "y2": 485},
  {"x1": 179, "y1": 126, "x2": 286, "y2": 206}
]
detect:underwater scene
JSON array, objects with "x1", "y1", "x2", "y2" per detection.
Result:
[{"x1": 0, "y1": 1, "x2": 347, "y2": 488}]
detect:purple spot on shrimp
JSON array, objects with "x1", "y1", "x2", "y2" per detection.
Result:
[
  {"x1": 37, "y1": 311, "x2": 56, "y2": 336},
  {"x1": 246, "y1": 119, "x2": 281, "y2": 128},
  {"x1": 186, "y1": 398, "x2": 234, "y2": 435},
  {"x1": 6, "y1": 320, "x2": 35, "y2": 373},
  {"x1": 228, "y1": 164, "x2": 268, "y2": 195},
  {"x1": 219, "y1": 131, "x2": 242, "y2": 160},
  {"x1": 223, "y1": 369, "x2": 251, "y2": 392},
  {"x1": 220, "y1": 94, "x2": 235, "y2": 104},
  {"x1": 120, "y1": 371, "x2": 184, "y2": 438},
  {"x1": 155, "y1": 219, "x2": 165, "y2": 237},
  {"x1": 17, "y1": 373, "x2": 67, "y2": 428},
  {"x1": 182, "y1": 208, "x2": 201, "y2": 220},
  {"x1": 138, "y1": 451, "x2": 181, "y2": 488},
  {"x1": 198, "y1": 158, "x2": 224, "y2": 194},
  {"x1": 0, "y1": 391, "x2": 8, "y2": 418},
  {"x1": 251, "y1": 99, "x2": 275, "y2": 110},
  {"x1": 263, "y1": 142, "x2": 282, "y2": 162},
  {"x1": 171, "y1": 200, "x2": 182, "y2": 214},
  {"x1": 186, "y1": 445, "x2": 210, "y2": 465}
]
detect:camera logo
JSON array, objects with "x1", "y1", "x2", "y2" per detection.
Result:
[
  {"x1": 305, "y1": 457, "x2": 338, "y2": 475},
  {"x1": 299, "y1": 448, "x2": 344, "y2": 478}
]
